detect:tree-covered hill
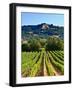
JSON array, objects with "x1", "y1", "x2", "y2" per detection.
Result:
[{"x1": 22, "y1": 23, "x2": 64, "y2": 40}]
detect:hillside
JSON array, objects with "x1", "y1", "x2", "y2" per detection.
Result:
[{"x1": 22, "y1": 23, "x2": 64, "y2": 40}]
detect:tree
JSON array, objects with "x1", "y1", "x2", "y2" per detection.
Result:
[
  {"x1": 28, "y1": 39, "x2": 41, "y2": 51},
  {"x1": 39, "y1": 39, "x2": 46, "y2": 48},
  {"x1": 45, "y1": 37, "x2": 64, "y2": 51},
  {"x1": 22, "y1": 43, "x2": 30, "y2": 52}
]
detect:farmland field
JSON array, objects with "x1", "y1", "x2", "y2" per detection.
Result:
[{"x1": 21, "y1": 50, "x2": 64, "y2": 77}]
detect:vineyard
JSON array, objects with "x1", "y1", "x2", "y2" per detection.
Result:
[{"x1": 21, "y1": 50, "x2": 64, "y2": 77}]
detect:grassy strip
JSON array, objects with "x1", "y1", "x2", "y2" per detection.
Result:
[
  {"x1": 30, "y1": 52, "x2": 43, "y2": 77},
  {"x1": 48, "y1": 52, "x2": 64, "y2": 75},
  {"x1": 44, "y1": 52, "x2": 55, "y2": 76},
  {"x1": 56, "y1": 51, "x2": 64, "y2": 58},
  {"x1": 50, "y1": 51, "x2": 64, "y2": 65},
  {"x1": 53, "y1": 51, "x2": 64, "y2": 61},
  {"x1": 21, "y1": 52, "x2": 41, "y2": 77}
]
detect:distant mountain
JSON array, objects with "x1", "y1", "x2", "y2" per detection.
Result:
[{"x1": 22, "y1": 23, "x2": 64, "y2": 40}]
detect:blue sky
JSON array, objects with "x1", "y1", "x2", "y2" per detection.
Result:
[{"x1": 21, "y1": 12, "x2": 64, "y2": 26}]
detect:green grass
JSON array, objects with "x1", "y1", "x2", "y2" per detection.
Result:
[{"x1": 21, "y1": 50, "x2": 64, "y2": 77}]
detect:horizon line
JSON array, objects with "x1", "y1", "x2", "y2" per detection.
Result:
[{"x1": 22, "y1": 23, "x2": 64, "y2": 27}]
